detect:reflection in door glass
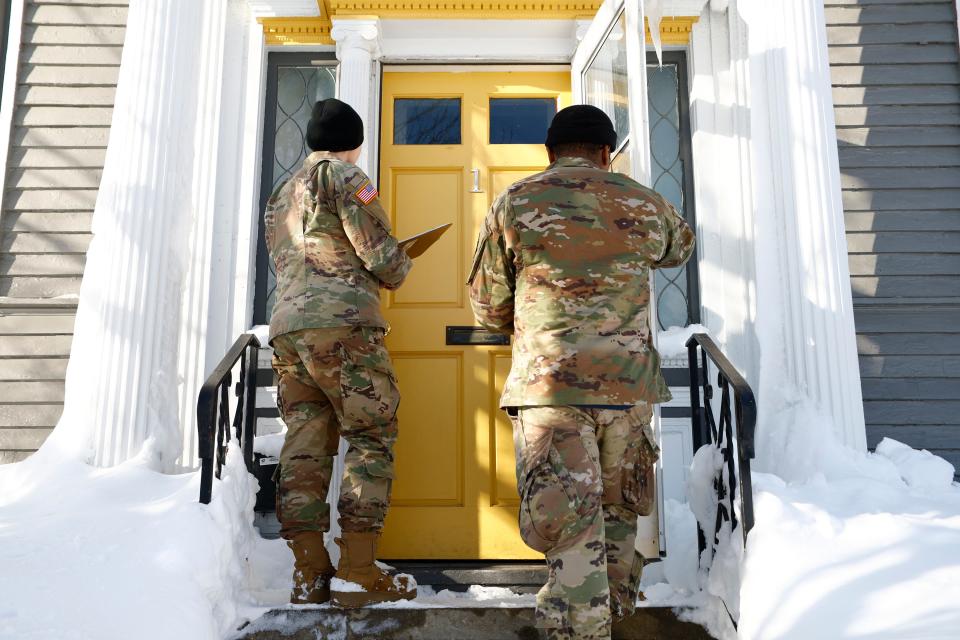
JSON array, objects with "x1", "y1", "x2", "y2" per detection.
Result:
[
  {"x1": 611, "y1": 143, "x2": 631, "y2": 176},
  {"x1": 583, "y1": 13, "x2": 629, "y2": 147},
  {"x1": 266, "y1": 64, "x2": 337, "y2": 317},
  {"x1": 489, "y1": 98, "x2": 557, "y2": 144},
  {"x1": 394, "y1": 98, "x2": 462, "y2": 145}
]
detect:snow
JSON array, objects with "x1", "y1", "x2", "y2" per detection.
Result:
[
  {"x1": 330, "y1": 578, "x2": 367, "y2": 593},
  {"x1": 875, "y1": 437, "x2": 956, "y2": 491},
  {"x1": 0, "y1": 443, "x2": 261, "y2": 640},
  {"x1": 253, "y1": 432, "x2": 285, "y2": 459},
  {"x1": 657, "y1": 323, "x2": 710, "y2": 358},
  {"x1": 246, "y1": 324, "x2": 270, "y2": 347},
  {"x1": 644, "y1": 389, "x2": 960, "y2": 640}
]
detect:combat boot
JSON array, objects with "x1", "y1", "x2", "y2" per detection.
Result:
[
  {"x1": 289, "y1": 532, "x2": 335, "y2": 605},
  {"x1": 330, "y1": 532, "x2": 417, "y2": 607}
]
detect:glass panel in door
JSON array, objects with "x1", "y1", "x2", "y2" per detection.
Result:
[{"x1": 254, "y1": 53, "x2": 337, "y2": 324}]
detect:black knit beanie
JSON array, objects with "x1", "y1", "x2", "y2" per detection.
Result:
[
  {"x1": 306, "y1": 98, "x2": 365, "y2": 152},
  {"x1": 544, "y1": 104, "x2": 617, "y2": 151}
]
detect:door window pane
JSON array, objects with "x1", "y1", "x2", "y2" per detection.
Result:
[
  {"x1": 489, "y1": 97, "x2": 557, "y2": 144},
  {"x1": 583, "y1": 13, "x2": 629, "y2": 147},
  {"x1": 262, "y1": 63, "x2": 337, "y2": 321},
  {"x1": 394, "y1": 98, "x2": 462, "y2": 145},
  {"x1": 647, "y1": 62, "x2": 695, "y2": 330}
]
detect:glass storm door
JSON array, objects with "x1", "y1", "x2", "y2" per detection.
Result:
[
  {"x1": 571, "y1": 0, "x2": 665, "y2": 558},
  {"x1": 254, "y1": 53, "x2": 337, "y2": 325},
  {"x1": 377, "y1": 69, "x2": 572, "y2": 560}
]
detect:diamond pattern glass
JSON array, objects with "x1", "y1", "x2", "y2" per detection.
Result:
[
  {"x1": 263, "y1": 65, "x2": 337, "y2": 317},
  {"x1": 648, "y1": 63, "x2": 695, "y2": 330}
]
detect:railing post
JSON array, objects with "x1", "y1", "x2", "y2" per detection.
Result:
[
  {"x1": 196, "y1": 333, "x2": 261, "y2": 505},
  {"x1": 197, "y1": 388, "x2": 216, "y2": 505},
  {"x1": 685, "y1": 333, "x2": 758, "y2": 563},
  {"x1": 687, "y1": 339, "x2": 703, "y2": 451},
  {"x1": 242, "y1": 341, "x2": 259, "y2": 472}
]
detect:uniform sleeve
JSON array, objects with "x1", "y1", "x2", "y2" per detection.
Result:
[
  {"x1": 467, "y1": 196, "x2": 515, "y2": 334},
  {"x1": 335, "y1": 166, "x2": 413, "y2": 290},
  {"x1": 653, "y1": 199, "x2": 696, "y2": 269}
]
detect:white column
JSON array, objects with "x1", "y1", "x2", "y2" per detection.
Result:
[
  {"x1": 49, "y1": 0, "x2": 235, "y2": 470},
  {"x1": 323, "y1": 16, "x2": 383, "y2": 557},
  {"x1": 737, "y1": 0, "x2": 867, "y2": 450},
  {"x1": 687, "y1": 7, "x2": 759, "y2": 387},
  {"x1": 330, "y1": 17, "x2": 382, "y2": 179}
]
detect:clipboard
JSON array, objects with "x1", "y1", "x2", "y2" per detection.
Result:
[{"x1": 398, "y1": 223, "x2": 453, "y2": 259}]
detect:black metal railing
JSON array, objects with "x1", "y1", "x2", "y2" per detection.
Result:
[
  {"x1": 197, "y1": 333, "x2": 260, "y2": 504},
  {"x1": 687, "y1": 334, "x2": 757, "y2": 556}
]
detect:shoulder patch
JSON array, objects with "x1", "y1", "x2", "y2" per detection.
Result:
[{"x1": 353, "y1": 179, "x2": 378, "y2": 206}]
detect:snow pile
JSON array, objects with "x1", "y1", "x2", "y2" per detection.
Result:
[
  {"x1": 875, "y1": 437, "x2": 956, "y2": 491},
  {"x1": 253, "y1": 432, "x2": 285, "y2": 459},
  {"x1": 738, "y1": 468, "x2": 960, "y2": 639},
  {"x1": 0, "y1": 443, "x2": 263, "y2": 640},
  {"x1": 649, "y1": 386, "x2": 960, "y2": 640},
  {"x1": 657, "y1": 323, "x2": 710, "y2": 358},
  {"x1": 246, "y1": 324, "x2": 270, "y2": 347}
]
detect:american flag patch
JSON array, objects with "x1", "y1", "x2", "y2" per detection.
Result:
[{"x1": 354, "y1": 180, "x2": 378, "y2": 205}]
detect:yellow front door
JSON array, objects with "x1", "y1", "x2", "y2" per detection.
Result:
[{"x1": 377, "y1": 69, "x2": 571, "y2": 559}]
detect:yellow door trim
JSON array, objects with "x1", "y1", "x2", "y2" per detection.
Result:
[
  {"x1": 326, "y1": 0, "x2": 603, "y2": 19},
  {"x1": 259, "y1": 14, "x2": 697, "y2": 46}
]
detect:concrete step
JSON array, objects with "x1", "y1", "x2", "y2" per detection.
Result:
[{"x1": 234, "y1": 606, "x2": 715, "y2": 640}]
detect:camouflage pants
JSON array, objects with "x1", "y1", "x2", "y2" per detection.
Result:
[
  {"x1": 509, "y1": 405, "x2": 658, "y2": 640},
  {"x1": 271, "y1": 326, "x2": 400, "y2": 538}
]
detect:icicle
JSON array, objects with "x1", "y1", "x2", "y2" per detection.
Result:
[{"x1": 647, "y1": 0, "x2": 664, "y2": 68}]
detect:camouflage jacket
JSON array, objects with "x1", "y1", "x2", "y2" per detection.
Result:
[
  {"x1": 468, "y1": 156, "x2": 696, "y2": 407},
  {"x1": 266, "y1": 151, "x2": 412, "y2": 343}
]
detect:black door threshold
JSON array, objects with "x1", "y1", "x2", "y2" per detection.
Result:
[{"x1": 384, "y1": 561, "x2": 546, "y2": 592}]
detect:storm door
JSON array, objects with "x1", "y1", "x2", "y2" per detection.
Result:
[
  {"x1": 253, "y1": 52, "x2": 337, "y2": 325},
  {"x1": 571, "y1": 0, "x2": 703, "y2": 559}
]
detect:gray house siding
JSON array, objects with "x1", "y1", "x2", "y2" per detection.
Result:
[
  {"x1": 826, "y1": 0, "x2": 960, "y2": 469},
  {"x1": 0, "y1": 0, "x2": 127, "y2": 463}
]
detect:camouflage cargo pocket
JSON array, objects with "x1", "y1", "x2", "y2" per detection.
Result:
[
  {"x1": 518, "y1": 452, "x2": 578, "y2": 553},
  {"x1": 339, "y1": 340, "x2": 400, "y2": 429},
  {"x1": 622, "y1": 433, "x2": 658, "y2": 516}
]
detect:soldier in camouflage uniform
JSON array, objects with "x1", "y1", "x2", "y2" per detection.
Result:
[
  {"x1": 468, "y1": 105, "x2": 695, "y2": 640},
  {"x1": 265, "y1": 98, "x2": 417, "y2": 607}
]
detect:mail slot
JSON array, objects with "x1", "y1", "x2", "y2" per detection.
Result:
[{"x1": 445, "y1": 326, "x2": 510, "y2": 346}]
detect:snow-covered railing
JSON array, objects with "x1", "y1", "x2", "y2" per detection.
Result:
[
  {"x1": 197, "y1": 333, "x2": 261, "y2": 504},
  {"x1": 686, "y1": 334, "x2": 757, "y2": 553}
]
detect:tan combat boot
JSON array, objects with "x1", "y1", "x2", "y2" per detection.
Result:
[
  {"x1": 289, "y1": 533, "x2": 335, "y2": 605},
  {"x1": 330, "y1": 532, "x2": 417, "y2": 607}
]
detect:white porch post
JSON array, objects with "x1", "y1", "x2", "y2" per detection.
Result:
[
  {"x1": 331, "y1": 17, "x2": 383, "y2": 180},
  {"x1": 51, "y1": 0, "x2": 234, "y2": 469},
  {"x1": 738, "y1": 0, "x2": 867, "y2": 450},
  {"x1": 322, "y1": 16, "x2": 383, "y2": 555}
]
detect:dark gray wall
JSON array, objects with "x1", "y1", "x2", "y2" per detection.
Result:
[{"x1": 826, "y1": 0, "x2": 960, "y2": 470}]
